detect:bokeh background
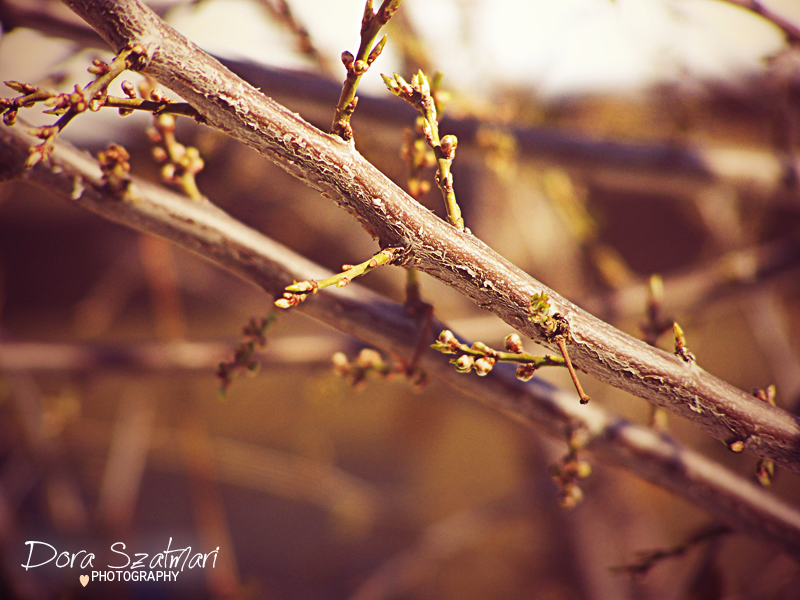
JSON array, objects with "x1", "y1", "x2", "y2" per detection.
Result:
[{"x1": 1, "y1": 0, "x2": 799, "y2": 598}]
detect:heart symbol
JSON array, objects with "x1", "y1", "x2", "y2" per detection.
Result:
[{"x1": 79, "y1": 575, "x2": 89, "y2": 587}]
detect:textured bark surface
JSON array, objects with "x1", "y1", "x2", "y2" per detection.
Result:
[{"x1": 60, "y1": 0, "x2": 800, "y2": 473}]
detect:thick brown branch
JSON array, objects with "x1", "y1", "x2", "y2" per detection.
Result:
[
  {"x1": 58, "y1": 0, "x2": 800, "y2": 473},
  {"x1": 2, "y1": 121, "x2": 800, "y2": 556}
]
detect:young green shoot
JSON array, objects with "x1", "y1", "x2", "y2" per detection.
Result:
[
  {"x1": 331, "y1": 0, "x2": 403, "y2": 140},
  {"x1": 382, "y1": 70, "x2": 464, "y2": 230},
  {"x1": 431, "y1": 329, "x2": 566, "y2": 381},
  {"x1": 672, "y1": 321, "x2": 696, "y2": 363},
  {"x1": 1, "y1": 45, "x2": 202, "y2": 169},
  {"x1": 275, "y1": 247, "x2": 399, "y2": 309}
]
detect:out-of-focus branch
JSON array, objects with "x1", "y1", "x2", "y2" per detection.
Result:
[
  {"x1": 55, "y1": 0, "x2": 800, "y2": 472},
  {"x1": 585, "y1": 237, "x2": 800, "y2": 320},
  {"x1": 348, "y1": 502, "x2": 510, "y2": 600},
  {"x1": 0, "y1": 336, "x2": 347, "y2": 372},
  {"x1": 717, "y1": 0, "x2": 800, "y2": 44},
  {"x1": 67, "y1": 419, "x2": 387, "y2": 531},
  {"x1": 254, "y1": 0, "x2": 331, "y2": 74},
  {"x1": 2, "y1": 123, "x2": 800, "y2": 556}
]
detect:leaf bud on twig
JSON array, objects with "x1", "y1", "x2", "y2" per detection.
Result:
[
  {"x1": 453, "y1": 355, "x2": 474, "y2": 373},
  {"x1": 341, "y1": 51, "x2": 355, "y2": 70},
  {"x1": 121, "y1": 80, "x2": 136, "y2": 98},
  {"x1": 440, "y1": 135, "x2": 457, "y2": 159},
  {"x1": 515, "y1": 363, "x2": 537, "y2": 381},
  {"x1": 504, "y1": 333, "x2": 523, "y2": 353},
  {"x1": 474, "y1": 356, "x2": 496, "y2": 376}
]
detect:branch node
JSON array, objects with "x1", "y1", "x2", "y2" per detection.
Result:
[
  {"x1": 528, "y1": 293, "x2": 590, "y2": 404},
  {"x1": 97, "y1": 143, "x2": 132, "y2": 197}
]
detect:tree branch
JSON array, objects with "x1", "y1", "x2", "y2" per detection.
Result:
[
  {"x1": 718, "y1": 0, "x2": 800, "y2": 45},
  {"x1": 2, "y1": 121, "x2": 800, "y2": 556},
  {"x1": 57, "y1": 0, "x2": 800, "y2": 473},
  {"x1": 3, "y1": 0, "x2": 797, "y2": 202}
]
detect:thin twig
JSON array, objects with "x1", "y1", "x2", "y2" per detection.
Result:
[
  {"x1": 611, "y1": 524, "x2": 730, "y2": 577},
  {"x1": 383, "y1": 70, "x2": 464, "y2": 229},
  {"x1": 256, "y1": 0, "x2": 331, "y2": 73},
  {"x1": 330, "y1": 0, "x2": 402, "y2": 140},
  {"x1": 275, "y1": 247, "x2": 400, "y2": 308}
]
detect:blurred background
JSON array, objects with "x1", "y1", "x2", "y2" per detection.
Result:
[{"x1": 1, "y1": 0, "x2": 800, "y2": 598}]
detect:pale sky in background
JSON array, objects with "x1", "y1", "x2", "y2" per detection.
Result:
[
  {"x1": 166, "y1": 0, "x2": 798, "y2": 98},
  {"x1": 0, "y1": 0, "x2": 797, "y2": 142}
]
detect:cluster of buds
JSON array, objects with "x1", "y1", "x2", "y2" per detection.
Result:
[
  {"x1": 34, "y1": 78, "x2": 106, "y2": 117},
  {"x1": 275, "y1": 280, "x2": 318, "y2": 309},
  {"x1": 399, "y1": 70, "x2": 451, "y2": 201},
  {"x1": 382, "y1": 69, "x2": 463, "y2": 229},
  {"x1": 97, "y1": 143, "x2": 132, "y2": 196},
  {"x1": 2, "y1": 81, "x2": 43, "y2": 125},
  {"x1": 148, "y1": 116, "x2": 204, "y2": 189},
  {"x1": 432, "y1": 330, "x2": 565, "y2": 381},
  {"x1": 35, "y1": 57, "x2": 116, "y2": 118},
  {"x1": 434, "y1": 330, "x2": 495, "y2": 377},
  {"x1": 528, "y1": 292, "x2": 591, "y2": 404},
  {"x1": 217, "y1": 316, "x2": 274, "y2": 397},
  {"x1": 139, "y1": 80, "x2": 204, "y2": 200},
  {"x1": 528, "y1": 292, "x2": 560, "y2": 338},
  {"x1": 452, "y1": 352, "x2": 496, "y2": 377},
  {"x1": 381, "y1": 71, "x2": 437, "y2": 140},
  {"x1": 340, "y1": 31, "x2": 386, "y2": 78},
  {"x1": 330, "y1": 0, "x2": 401, "y2": 140},
  {"x1": 333, "y1": 348, "x2": 427, "y2": 390},
  {"x1": 88, "y1": 57, "x2": 111, "y2": 76},
  {"x1": 551, "y1": 429, "x2": 593, "y2": 508},
  {"x1": 333, "y1": 348, "x2": 392, "y2": 386},
  {"x1": 2, "y1": 44, "x2": 150, "y2": 169}
]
